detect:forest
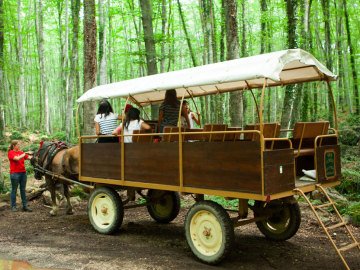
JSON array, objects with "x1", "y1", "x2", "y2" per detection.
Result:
[{"x1": 0, "y1": 1, "x2": 359, "y2": 210}]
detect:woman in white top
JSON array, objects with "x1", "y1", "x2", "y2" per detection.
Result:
[
  {"x1": 181, "y1": 100, "x2": 200, "y2": 128},
  {"x1": 94, "y1": 99, "x2": 121, "y2": 143},
  {"x1": 112, "y1": 107, "x2": 151, "y2": 143}
]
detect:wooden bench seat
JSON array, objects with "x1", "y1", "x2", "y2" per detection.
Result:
[
  {"x1": 132, "y1": 129, "x2": 154, "y2": 143},
  {"x1": 224, "y1": 127, "x2": 242, "y2": 141},
  {"x1": 244, "y1": 123, "x2": 281, "y2": 140},
  {"x1": 292, "y1": 121, "x2": 330, "y2": 157},
  {"x1": 162, "y1": 126, "x2": 185, "y2": 142},
  {"x1": 202, "y1": 124, "x2": 228, "y2": 142}
]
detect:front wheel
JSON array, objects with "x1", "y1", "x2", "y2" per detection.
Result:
[
  {"x1": 254, "y1": 199, "x2": 301, "y2": 241},
  {"x1": 185, "y1": 200, "x2": 234, "y2": 265},
  {"x1": 147, "y1": 190, "x2": 180, "y2": 223},
  {"x1": 88, "y1": 187, "x2": 124, "y2": 234}
]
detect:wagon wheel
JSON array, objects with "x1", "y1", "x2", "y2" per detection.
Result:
[
  {"x1": 253, "y1": 199, "x2": 301, "y2": 241},
  {"x1": 184, "y1": 200, "x2": 234, "y2": 265},
  {"x1": 88, "y1": 187, "x2": 124, "y2": 235},
  {"x1": 147, "y1": 190, "x2": 180, "y2": 223}
]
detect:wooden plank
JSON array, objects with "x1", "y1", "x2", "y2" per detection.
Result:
[
  {"x1": 183, "y1": 141, "x2": 262, "y2": 193},
  {"x1": 263, "y1": 149, "x2": 295, "y2": 194},
  {"x1": 81, "y1": 143, "x2": 121, "y2": 180},
  {"x1": 124, "y1": 143, "x2": 179, "y2": 185}
]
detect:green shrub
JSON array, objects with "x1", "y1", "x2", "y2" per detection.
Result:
[
  {"x1": 205, "y1": 195, "x2": 238, "y2": 210},
  {"x1": 10, "y1": 131, "x2": 23, "y2": 140},
  {"x1": 339, "y1": 129, "x2": 359, "y2": 146},
  {"x1": 0, "y1": 173, "x2": 10, "y2": 194},
  {"x1": 343, "y1": 202, "x2": 360, "y2": 226},
  {"x1": 337, "y1": 168, "x2": 360, "y2": 196},
  {"x1": 0, "y1": 144, "x2": 8, "y2": 151},
  {"x1": 70, "y1": 186, "x2": 89, "y2": 199},
  {"x1": 50, "y1": 131, "x2": 67, "y2": 141}
]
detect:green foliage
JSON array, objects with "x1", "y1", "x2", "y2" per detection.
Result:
[
  {"x1": 10, "y1": 131, "x2": 23, "y2": 140},
  {"x1": 0, "y1": 144, "x2": 8, "y2": 151},
  {"x1": 70, "y1": 186, "x2": 89, "y2": 199},
  {"x1": 22, "y1": 143, "x2": 40, "y2": 153},
  {"x1": 337, "y1": 168, "x2": 360, "y2": 198},
  {"x1": 49, "y1": 131, "x2": 67, "y2": 141},
  {"x1": 344, "y1": 202, "x2": 360, "y2": 225},
  {"x1": 205, "y1": 195, "x2": 238, "y2": 210},
  {"x1": 0, "y1": 173, "x2": 10, "y2": 194}
]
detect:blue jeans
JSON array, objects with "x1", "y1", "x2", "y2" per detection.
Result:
[{"x1": 10, "y1": 172, "x2": 28, "y2": 208}]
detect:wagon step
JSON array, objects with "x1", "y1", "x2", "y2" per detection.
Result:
[{"x1": 295, "y1": 185, "x2": 360, "y2": 270}]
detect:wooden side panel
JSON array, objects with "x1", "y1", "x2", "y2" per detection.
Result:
[
  {"x1": 183, "y1": 141, "x2": 262, "y2": 193},
  {"x1": 124, "y1": 143, "x2": 179, "y2": 185},
  {"x1": 316, "y1": 145, "x2": 341, "y2": 183},
  {"x1": 81, "y1": 143, "x2": 121, "y2": 179},
  {"x1": 263, "y1": 149, "x2": 295, "y2": 194}
]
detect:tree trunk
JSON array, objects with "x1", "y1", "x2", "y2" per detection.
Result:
[
  {"x1": 83, "y1": 0, "x2": 97, "y2": 135},
  {"x1": 224, "y1": 0, "x2": 242, "y2": 127},
  {"x1": 139, "y1": 0, "x2": 159, "y2": 119},
  {"x1": 98, "y1": 0, "x2": 107, "y2": 85},
  {"x1": 320, "y1": 0, "x2": 334, "y2": 125},
  {"x1": 343, "y1": 0, "x2": 359, "y2": 115},
  {"x1": 0, "y1": 0, "x2": 4, "y2": 138},
  {"x1": 280, "y1": 0, "x2": 298, "y2": 129},
  {"x1": 66, "y1": 0, "x2": 80, "y2": 141},
  {"x1": 160, "y1": 0, "x2": 167, "y2": 73},
  {"x1": 177, "y1": 0, "x2": 198, "y2": 67},
  {"x1": 35, "y1": 0, "x2": 50, "y2": 133},
  {"x1": 17, "y1": 0, "x2": 26, "y2": 128}
]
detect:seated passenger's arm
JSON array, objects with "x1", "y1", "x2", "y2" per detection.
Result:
[
  {"x1": 112, "y1": 124, "x2": 122, "y2": 135},
  {"x1": 141, "y1": 122, "x2": 151, "y2": 130},
  {"x1": 192, "y1": 112, "x2": 201, "y2": 126},
  {"x1": 95, "y1": 122, "x2": 100, "y2": 135}
]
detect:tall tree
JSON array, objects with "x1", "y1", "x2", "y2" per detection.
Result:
[
  {"x1": 280, "y1": 0, "x2": 298, "y2": 129},
  {"x1": 66, "y1": 0, "x2": 80, "y2": 141},
  {"x1": 35, "y1": 0, "x2": 50, "y2": 133},
  {"x1": 139, "y1": 0, "x2": 159, "y2": 118},
  {"x1": 83, "y1": 0, "x2": 97, "y2": 135},
  {"x1": 343, "y1": 0, "x2": 359, "y2": 115},
  {"x1": 224, "y1": 0, "x2": 242, "y2": 127},
  {"x1": 0, "y1": 0, "x2": 4, "y2": 138},
  {"x1": 320, "y1": 0, "x2": 334, "y2": 125},
  {"x1": 98, "y1": 0, "x2": 108, "y2": 85},
  {"x1": 17, "y1": 0, "x2": 26, "y2": 128}
]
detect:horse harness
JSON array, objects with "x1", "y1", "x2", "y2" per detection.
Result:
[{"x1": 32, "y1": 141, "x2": 68, "y2": 180}]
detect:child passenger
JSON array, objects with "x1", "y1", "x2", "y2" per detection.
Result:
[{"x1": 112, "y1": 107, "x2": 151, "y2": 143}]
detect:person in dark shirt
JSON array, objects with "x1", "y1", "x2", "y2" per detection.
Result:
[{"x1": 158, "y1": 89, "x2": 190, "y2": 133}]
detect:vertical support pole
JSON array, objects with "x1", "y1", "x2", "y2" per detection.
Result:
[
  {"x1": 178, "y1": 90, "x2": 186, "y2": 192},
  {"x1": 121, "y1": 96, "x2": 131, "y2": 182},
  {"x1": 250, "y1": 89, "x2": 260, "y2": 123},
  {"x1": 259, "y1": 79, "x2": 267, "y2": 197}
]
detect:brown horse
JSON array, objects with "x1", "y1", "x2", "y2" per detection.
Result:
[{"x1": 32, "y1": 142, "x2": 79, "y2": 216}]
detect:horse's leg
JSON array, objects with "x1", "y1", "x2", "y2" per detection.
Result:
[
  {"x1": 64, "y1": 184, "x2": 73, "y2": 215},
  {"x1": 46, "y1": 177, "x2": 59, "y2": 216}
]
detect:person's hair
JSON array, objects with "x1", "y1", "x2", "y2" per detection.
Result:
[
  {"x1": 8, "y1": 140, "x2": 19, "y2": 151},
  {"x1": 163, "y1": 89, "x2": 179, "y2": 107},
  {"x1": 97, "y1": 99, "x2": 114, "y2": 118},
  {"x1": 125, "y1": 107, "x2": 140, "y2": 129}
]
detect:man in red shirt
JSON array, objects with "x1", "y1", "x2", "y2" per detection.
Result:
[{"x1": 8, "y1": 140, "x2": 33, "y2": 212}]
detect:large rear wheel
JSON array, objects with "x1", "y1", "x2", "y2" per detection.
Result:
[
  {"x1": 88, "y1": 187, "x2": 124, "y2": 234},
  {"x1": 147, "y1": 190, "x2": 180, "y2": 223},
  {"x1": 185, "y1": 200, "x2": 234, "y2": 265},
  {"x1": 254, "y1": 199, "x2": 301, "y2": 241}
]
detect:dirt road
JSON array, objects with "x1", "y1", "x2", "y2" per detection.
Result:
[{"x1": 0, "y1": 196, "x2": 359, "y2": 270}]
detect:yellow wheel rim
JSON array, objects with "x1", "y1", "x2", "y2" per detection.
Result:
[
  {"x1": 190, "y1": 210, "x2": 223, "y2": 256},
  {"x1": 263, "y1": 207, "x2": 291, "y2": 234},
  {"x1": 152, "y1": 194, "x2": 173, "y2": 217},
  {"x1": 91, "y1": 193, "x2": 116, "y2": 230}
]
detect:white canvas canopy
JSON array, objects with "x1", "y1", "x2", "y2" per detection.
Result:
[{"x1": 77, "y1": 49, "x2": 336, "y2": 106}]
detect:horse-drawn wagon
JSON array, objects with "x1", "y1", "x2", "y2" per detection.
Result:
[{"x1": 75, "y1": 49, "x2": 358, "y2": 267}]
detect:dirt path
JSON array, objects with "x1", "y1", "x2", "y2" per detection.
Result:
[{"x1": 0, "y1": 196, "x2": 359, "y2": 270}]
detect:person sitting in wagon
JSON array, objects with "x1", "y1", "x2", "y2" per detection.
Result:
[
  {"x1": 94, "y1": 99, "x2": 121, "y2": 143},
  {"x1": 112, "y1": 107, "x2": 151, "y2": 143},
  {"x1": 158, "y1": 89, "x2": 190, "y2": 132}
]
